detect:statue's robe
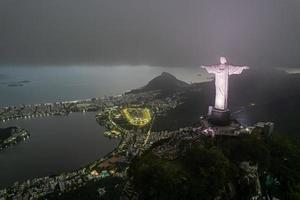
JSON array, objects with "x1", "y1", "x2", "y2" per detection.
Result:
[{"x1": 203, "y1": 65, "x2": 246, "y2": 110}]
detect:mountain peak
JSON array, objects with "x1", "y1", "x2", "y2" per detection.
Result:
[
  {"x1": 129, "y1": 72, "x2": 190, "y2": 94},
  {"x1": 160, "y1": 72, "x2": 174, "y2": 77}
]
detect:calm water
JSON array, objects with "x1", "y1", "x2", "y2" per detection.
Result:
[
  {"x1": 0, "y1": 65, "x2": 209, "y2": 106},
  {"x1": 0, "y1": 112, "x2": 119, "y2": 188}
]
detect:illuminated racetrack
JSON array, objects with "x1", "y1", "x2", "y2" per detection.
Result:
[{"x1": 121, "y1": 108, "x2": 152, "y2": 127}]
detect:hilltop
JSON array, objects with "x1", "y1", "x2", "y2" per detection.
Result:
[{"x1": 128, "y1": 72, "x2": 190, "y2": 94}]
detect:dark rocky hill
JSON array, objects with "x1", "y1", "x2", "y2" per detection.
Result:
[{"x1": 129, "y1": 72, "x2": 190, "y2": 93}]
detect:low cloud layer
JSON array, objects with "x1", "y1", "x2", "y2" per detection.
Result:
[{"x1": 0, "y1": 0, "x2": 299, "y2": 68}]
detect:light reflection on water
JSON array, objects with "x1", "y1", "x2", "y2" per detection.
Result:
[{"x1": 279, "y1": 67, "x2": 300, "y2": 74}]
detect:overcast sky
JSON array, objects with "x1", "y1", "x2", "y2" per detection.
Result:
[{"x1": 0, "y1": 0, "x2": 299, "y2": 68}]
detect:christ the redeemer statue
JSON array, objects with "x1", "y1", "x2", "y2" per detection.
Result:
[{"x1": 202, "y1": 57, "x2": 249, "y2": 124}]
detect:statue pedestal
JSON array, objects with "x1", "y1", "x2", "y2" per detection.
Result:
[{"x1": 208, "y1": 107, "x2": 231, "y2": 126}]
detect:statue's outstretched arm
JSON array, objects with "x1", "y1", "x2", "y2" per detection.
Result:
[
  {"x1": 201, "y1": 65, "x2": 218, "y2": 74},
  {"x1": 229, "y1": 65, "x2": 249, "y2": 75}
]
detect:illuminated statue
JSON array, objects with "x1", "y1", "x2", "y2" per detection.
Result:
[{"x1": 202, "y1": 57, "x2": 249, "y2": 110}]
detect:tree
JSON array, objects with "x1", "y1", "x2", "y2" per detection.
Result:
[
  {"x1": 130, "y1": 146, "x2": 230, "y2": 200},
  {"x1": 267, "y1": 134, "x2": 300, "y2": 199}
]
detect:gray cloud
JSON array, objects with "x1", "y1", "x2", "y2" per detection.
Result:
[{"x1": 0, "y1": 0, "x2": 299, "y2": 67}]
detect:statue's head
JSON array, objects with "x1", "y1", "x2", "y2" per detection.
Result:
[{"x1": 220, "y1": 57, "x2": 227, "y2": 65}]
